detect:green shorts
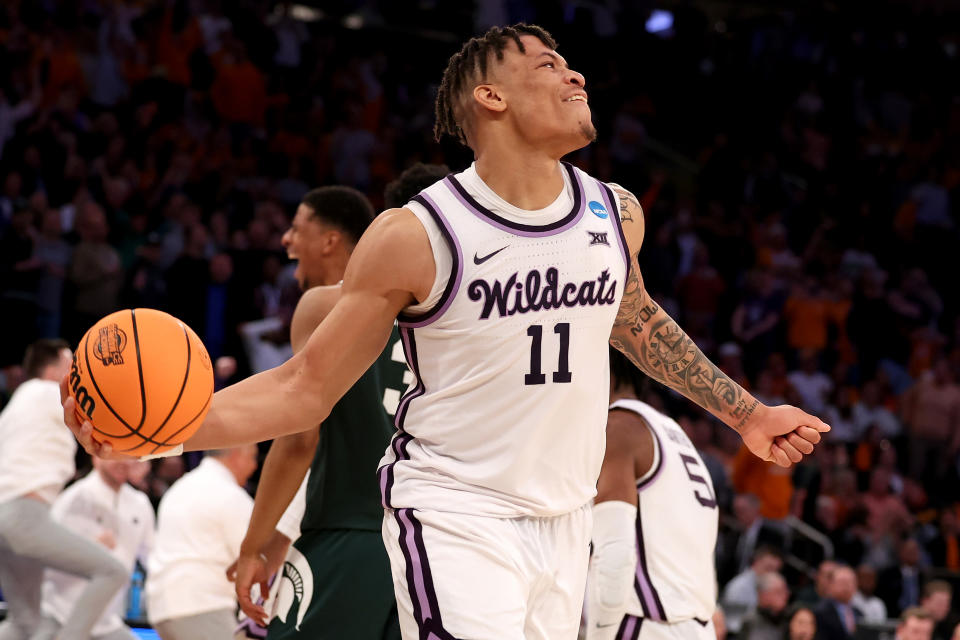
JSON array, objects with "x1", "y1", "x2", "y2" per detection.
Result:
[{"x1": 266, "y1": 528, "x2": 400, "y2": 640}]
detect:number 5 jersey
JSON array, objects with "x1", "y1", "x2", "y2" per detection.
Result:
[
  {"x1": 378, "y1": 161, "x2": 629, "y2": 518},
  {"x1": 606, "y1": 398, "x2": 719, "y2": 624}
]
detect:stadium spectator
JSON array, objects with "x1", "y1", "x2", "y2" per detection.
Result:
[
  {"x1": 787, "y1": 605, "x2": 817, "y2": 640},
  {"x1": 919, "y1": 581, "x2": 955, "y2": 640},
  {"x1": 851, "y1": 564, "x2": 888, "y2": 625},
  {"x1": 35, "y1": 458, "x2": 155, "y2": 640},
  {"x1": 739, "y1": 571, "x2": 790, "y2": 640},
  {"x1": 0, "y1": 339, "x2": 128, "y2": 640},
  {"x1": 879, "y1": 538, "x2": 928, "y2": 618},
  {"x1": 897, "y1": 607, "x2": 935, "y2": 640},
  {"x1": 720, "y1": 547, "x2": 782, "y2": 635},
  {"x1": 146, "y1": 446, "x2": 257, "y2": 640},
  {"x1": 814, "y1": 564, "x2": 859, "y2": 640}
]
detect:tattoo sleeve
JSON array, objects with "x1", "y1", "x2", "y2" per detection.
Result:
[{"x1": 610, "y1": 187, "x2": 760, "y2": 431}]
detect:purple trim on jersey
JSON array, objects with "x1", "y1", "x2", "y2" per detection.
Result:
[
  {"x1": 398, "y1": 193, "x2": 463, "y2": 328},
  {"x1": 380, "y1": 327, "x2": 423, "y2": 508},
  {"x1": 394, "y1": 509, "x2": 457, "y2": 640},
  {"x1": 599, "y1": 182, "x2": 632, "y2": 280},
  {"x1": 394, "y1": 327, "x2": 424, "y2": 430},
  {"x1": 617, "y1": 615, "x2": 642, "y2": 640},
  {"x1": 443, "y1": 162, "x2": 585, "y2": 237},
  {"x1": 634, "y1": 421, "x2": 664, "y2": 492},
  {"x1": 634, "y1": 510, "x2": 668, "y2": 621},
  {"x1": 379, "y1": 432, "x2": 412, "y2": 508}
]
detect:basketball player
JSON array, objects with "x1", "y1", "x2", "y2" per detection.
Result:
[
  {"x1": 587, "y1": 350, "x2": 718, "y2": 640},
  {"x1": 231, "y1": 173, "x2": 446, "y2": 640},
  {"x1": 65, "y1": 25, "x2": 829, "y2": 639}
]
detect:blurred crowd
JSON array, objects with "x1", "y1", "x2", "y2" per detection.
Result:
[{"x1": 0, "y1": 0, "x2": 959, "y2": 636}]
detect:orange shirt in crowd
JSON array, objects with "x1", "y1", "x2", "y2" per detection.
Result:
[
  {"x1": 211, "y1": 57, "x2": 267, "y2": 126},
  {"x1": 155, "y1": 8, "x2": 201, "y2": 87},
  {"x1": 39, "y1": 47, "x2": 86, "y2": 106},
  {"x1": 784, "y1": 294, "x2": 829, "y2": 351},
  {"x1": 731, "y1": 445, "x2": 794, "y2": 519}
]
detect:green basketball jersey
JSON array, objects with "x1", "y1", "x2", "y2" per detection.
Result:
[{"x1": 299, "y1": 324, "x2": 408, "y2": 532}]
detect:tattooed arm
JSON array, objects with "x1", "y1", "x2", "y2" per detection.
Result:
[{"x1": 608, "y1": 185, "x2": 829, "y2": 466}]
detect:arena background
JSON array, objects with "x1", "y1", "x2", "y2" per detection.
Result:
[{"x1": 1, "y1": 0, "x2": 959, "y2": 638}]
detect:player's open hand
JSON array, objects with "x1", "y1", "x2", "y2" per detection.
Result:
[
  {"x1": 60, "y1": 373, "x2": 128, "y2": 460},
  {"x1": 739, "y1": 403, "x2": 830, "y2": 467},
  {"x1": 232, "y1": 550, "x2": 271, "y2": 626}
]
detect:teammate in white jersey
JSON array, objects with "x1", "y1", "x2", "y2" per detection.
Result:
[
  {"x1": 588, "y1": 350, "x2": 718, "y2": 640},
  {"x1": 65, "y1": 24, "x2": 830, "y2": 640}
]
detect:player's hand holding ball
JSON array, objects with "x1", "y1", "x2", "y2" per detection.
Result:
[{"x1": 62, "y1": 308, "x2": 213, "y2": 458}]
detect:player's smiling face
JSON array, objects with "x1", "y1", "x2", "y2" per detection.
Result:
[
  {"x1": 281, "y1": 203, "x2": 329, "y2": 290},
  {"x1": 493, "y1": 35, "x2": 596, "y2": 153}
]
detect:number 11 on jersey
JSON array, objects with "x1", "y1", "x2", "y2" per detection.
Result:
[{"x1": 525, "y1": 322, "x2": 572, "y2": 385}]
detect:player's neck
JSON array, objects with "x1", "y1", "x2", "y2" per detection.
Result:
[
  {"x1": 474, "y1": 143, "x2": 565, "y2": 211},
  {"x1": 609, "y1": 387, "x2": 638, "y2": 403}
]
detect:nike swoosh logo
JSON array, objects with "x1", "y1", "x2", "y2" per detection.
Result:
[
  {"x1": 596, "y1": 622, "x2": 617, "y2": 628},
  {"x1": 473, "y1": 245, "x2": 509, "y2": 265}
]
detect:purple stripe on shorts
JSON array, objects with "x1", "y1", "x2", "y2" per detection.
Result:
[
  {"x1": 634, "y1": 510, "x2": 667, "y2": 621},
  {"x1": 397, "y1": 508, "x2": 432, "y2": 620},
  {"x1": 599, "y1": 182, "x2": 631, "y2": 280},
  {"x1": 618, "y1": 615, "x2": 642, "y2": 640},
  {"x1": 394, "y1": 509, "x2": 457, "y2": 639},
  {"x1": 398, "y1": 193, "x2": 463, "y2": 328},
  {"x1": 444, "y1": 162, "x2": 585, "y2": 238}
]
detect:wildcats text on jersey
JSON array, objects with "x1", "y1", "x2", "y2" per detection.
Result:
[{"x1": 468, "y1": 267, "x2": 619, "y2": 319}]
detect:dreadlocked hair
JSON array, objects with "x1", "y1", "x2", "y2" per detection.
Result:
[{"x1": 434, "y1": 23, "x2": 557, "y2": 146}]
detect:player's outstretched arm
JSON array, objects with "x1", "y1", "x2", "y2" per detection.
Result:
[
  {"x1": 63, "y1": 209, "x2": 435, "y2": 458},
  {"x1": 607, "y1": 187, "x2": 829, "y2": 467}
]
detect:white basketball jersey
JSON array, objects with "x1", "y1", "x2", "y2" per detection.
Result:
[
  {"x1": 378, "y1": 162, "x2": 630, "y2": 517},
  {"x1": 609, "y1": 399, "x2": 718, "y2": 623}
]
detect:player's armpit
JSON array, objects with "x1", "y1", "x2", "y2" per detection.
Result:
[{"x1": 185, "y1": 209, "x2": 434, "y2": 451}]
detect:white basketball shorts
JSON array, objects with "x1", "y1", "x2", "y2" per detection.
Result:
[
  {"x1": 381, "y1": 504, "x2": 591, "y2": 639},
  {"x1": 589, "y1": 615, "x2": 716, "y2": 640}
]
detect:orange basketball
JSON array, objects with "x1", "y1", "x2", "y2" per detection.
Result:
[{"x1": 68, "y1": 308, "x2": 214, "y2": 456}]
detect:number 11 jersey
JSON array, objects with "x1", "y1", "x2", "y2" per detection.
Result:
[{"x1": 378, "y1": 161, "x2": 629, "y2": 518}]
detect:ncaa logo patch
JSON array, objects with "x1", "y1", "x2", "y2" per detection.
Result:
[{"x1": 588, "y1": 200, "x2": 608, "y2": 219}]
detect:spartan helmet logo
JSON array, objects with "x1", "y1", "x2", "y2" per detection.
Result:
[
  {"x1": 272, "y1": 547, "x2": 313, "y2": 631},
  {"x1": 93, "y1": 324, "x2": 127, "y2": 366}
]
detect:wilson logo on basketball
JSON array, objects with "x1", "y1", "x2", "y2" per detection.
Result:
[
  {"x1": 69, "y1": 357, "x2": 96, "y2": 418},
  {"x1": 93, "y1": 324, "x2": 127, "y2": 366}
]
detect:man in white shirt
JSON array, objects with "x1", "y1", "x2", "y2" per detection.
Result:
[
  {"x1": 35, "y1": 458, "x2": 155, "y2": 640},
  {"x1": 787, "y1": 350, "x2": 834, "y2": 415},
  {"x1": 0, "y1": 339, "x2": 128, "y2": 640},
  {"x1": 147, "y1": 446, "x2": 258, "y2": 640},
  {"x1": 851, "y1": 564, "x2": 887, "y2": 625}
]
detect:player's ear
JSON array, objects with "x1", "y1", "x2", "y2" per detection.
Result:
[
  {"x1": 319, "y1": 228, "x2": 341, "y2": 255},
  {"x1": 472, "y1": 83, "x2": 507, "y2": 114}
]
